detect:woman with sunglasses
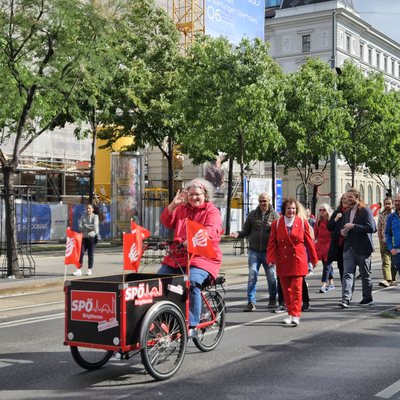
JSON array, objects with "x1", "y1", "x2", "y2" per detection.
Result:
[{"x1": 315, "y1": 203, "x2": 334, "y2": 293}]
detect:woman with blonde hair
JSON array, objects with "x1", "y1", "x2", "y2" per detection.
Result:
[{"x1": 314, "y1": 203, "x2": 334, "y2": 293}]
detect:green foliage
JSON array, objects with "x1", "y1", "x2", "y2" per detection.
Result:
[
  {"x1": 0, "y1": 0, "x2": 103, "y2": 149},
  {"x1": 179, "y1": 35, "x2": 284, "y2": 165},
  {"x1": 96, "y1": 0, "x2": 183, "y2": 156},
  {"x1": 337, "y1": 61, "x2": 387, "y2": 183}
]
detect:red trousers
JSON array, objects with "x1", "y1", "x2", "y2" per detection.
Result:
[{"x1": 280, "y1": 276, "x2": 303, "y2": 318}]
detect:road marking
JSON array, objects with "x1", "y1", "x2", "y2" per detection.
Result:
[
  {"x1": 375, "y1": 380, "x2": 400, "y2": 398},
  {"x1": 0, "y1": 358, "x2": 33, "y2": 369},
  {"x1": 0, "y1": 301, "x2": 63, "y2": 312},
  {"x1": 0, "y1": 313, "x2": 64, "y2": 329}
]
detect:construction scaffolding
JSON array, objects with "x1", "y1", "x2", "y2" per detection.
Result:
[{"x1": 172, "y1": 0, "x2": 205, "y2": 51}]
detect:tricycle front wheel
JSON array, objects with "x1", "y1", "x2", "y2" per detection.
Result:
[
  {"x1": 140, "y1": 302, "x2": 187, "y2": 381},
  {"x1": 70, "y1": 346, "x2": 113, "y2": 370}
]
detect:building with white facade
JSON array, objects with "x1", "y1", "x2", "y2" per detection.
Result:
[{"x1": 264, "y1": 0, "x2": 400, "y2": 206}]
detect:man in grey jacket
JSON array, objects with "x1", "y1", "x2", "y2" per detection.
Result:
[{"x1": 231, "y1": 193, "x2": 279, "y2": 311}]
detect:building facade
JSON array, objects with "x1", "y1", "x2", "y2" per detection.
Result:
[{"x1": 264, "y1": 0, "x2": 399, "y2": 206}]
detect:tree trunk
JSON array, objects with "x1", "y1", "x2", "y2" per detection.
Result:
[
  {"x1": 271, "y1": 160, "x2": 276, "y2": 209},
  {"x1": 3, "y1": 165, "x2": 20, "y2": 278},
  {"x1": 225, "y1": 158, "x2": 233, "y2": 235},
  {"x1": 351, "y1": 165, "x2": 356, "y2": 187}
]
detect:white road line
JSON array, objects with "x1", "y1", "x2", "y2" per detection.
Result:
[
  {"x1": 0, "y1": 301, "x2": 63, "y2": 312},
  {"x1": 375, "y1": 379, "x2": 400, "y2": 398},
  {"x1": 0, "y1": 313, "x2": 64, "y2": 329}
]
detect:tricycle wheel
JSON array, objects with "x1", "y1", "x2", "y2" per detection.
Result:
[
  {"x1": 193, "y1": 291, "x2": 226, "y2": 352},
  {"x1": 70, "y1": 346, "x2": 113, "y2": 370},
  {"x1": 140, "y1": 302, "x2": 187, "y2": 381}
]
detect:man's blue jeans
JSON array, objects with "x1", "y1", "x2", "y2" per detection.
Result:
[
  {"x1": 247, "y1": 249, "x2": 277, "y2": 304},
  {"x1": 158, "y1": 264, "x2": 209, "y2": 327}
]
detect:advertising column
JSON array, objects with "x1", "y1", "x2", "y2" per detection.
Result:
[{"x1": 111, "y1": 153, "x2": 144, "y2": 238}]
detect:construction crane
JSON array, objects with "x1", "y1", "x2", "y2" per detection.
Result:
[{"x1": 171, "y1": 0, "x2": 205, "y2": 51}]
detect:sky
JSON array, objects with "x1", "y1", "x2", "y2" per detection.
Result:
[{"x1": 352, "y1": 0, "x2": 400, "y2": 44}]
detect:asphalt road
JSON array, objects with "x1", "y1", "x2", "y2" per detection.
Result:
[{"x1": 1, "y1": 260, "x2": 400, "y2": 400}]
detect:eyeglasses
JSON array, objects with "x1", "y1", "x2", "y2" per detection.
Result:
[
  {"x1": 319, "y1": 209, "x2": 326, "y2": 211},
  {"x1": 259, "y1": 200, "x2": 268, "y2": 203}
]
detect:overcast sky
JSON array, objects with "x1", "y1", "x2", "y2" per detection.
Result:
[{"x1": 352, "y1": 0, "x2": 400, "y2": 44}]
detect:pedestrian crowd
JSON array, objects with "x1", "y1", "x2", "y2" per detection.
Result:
[{"x1": 231, "y1": 187, "x2": 400, "y2": 327}]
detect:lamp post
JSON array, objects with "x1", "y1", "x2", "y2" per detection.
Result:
[{"x1": 330, "y1": 9, "x2": 338, "y2": 208}]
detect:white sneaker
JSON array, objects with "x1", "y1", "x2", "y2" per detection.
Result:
[
  {"x1": 282, "y1": 316, "x2": 293, "y2": 325},
  {"x1": 292, "y1": 317, "x2": 300, "y2": 326},
  {"x1": 72, "y1": 269, "x2": 82, "y2": 276},
  {"x1": 86, "y1": 269, "x2": 92, "y2": 276}
]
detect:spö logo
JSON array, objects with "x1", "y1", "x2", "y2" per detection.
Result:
[
  {"x1": 129, "y1": 242, "x2": 139, "y2": 262},
  {"x1": 192, "y1": 229, "x2": 208, "y2": 248},
  {"x1": 65, "y1": 237, "x2": 74, "y2": 257}
]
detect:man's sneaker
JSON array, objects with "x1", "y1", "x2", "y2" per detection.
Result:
[
  {"x1": 379, "y1": 280, "x2": 390, "y2": 288},
  {"x1": 358, "y1": 298, "x2": 374, "y2": 306},
  {"x1": 86, "y1": 269, "x2": 92, "y2": 276},
  {"x1": 274, "y1": 304, "x2": 286, "y2": 313},
  {"x1": 319, "y1": 286, "x2": 327, "y2": 293},
  {"x1": 327, "y1": 284, "x2": 335, "y2": 291},
  {"x1": 291, "y1": 317, "x2": 300, "y2": 326},
  {"x1": 267, "y1": 299, "x2": 277, "y2": 309},
  {"x1": 391, "y1": 281, "x2": 398, "y2": 286},
  {"x1": 72, "y1": 269, "x2": 82, "y2": 276},
  {"x1": 282, "y1": 316, "x2": 293, "y2": 325},
  {"x1": 338, "y1": 299, "x2": 350, "y2": 308},
  {"x1": 243, "y1": 302, "x2": 256, "y2": 312},
  {"x1": 302, "y1": 302, "x2": 310, "y2": 311}
]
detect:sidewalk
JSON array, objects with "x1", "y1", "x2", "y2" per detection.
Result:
[{"x1": 0, "y1": 241, "x2": 249, "y2": 296}]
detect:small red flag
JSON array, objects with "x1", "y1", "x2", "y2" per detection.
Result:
[
  {"x1": 123, "y1": 231, "x2": 144, "y2": 271},
  {"x1": 186, "y1": 220, "x2": 216, "y2": 258},
  {"x1": 131, "y1": 219, "x2": 151, "y2": 239},
  {"x1": 65, "y1": 228, "x2": 82, "y2": 268}
]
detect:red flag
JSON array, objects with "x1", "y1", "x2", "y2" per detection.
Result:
[
  {"x1": 123, "y1": 231, "x2": 144, "y2": 271},
  {"x1": 186, "y1": 220, "x2": 216, "y2": 258},
  {"x1": 64, "y1": 228, "x2": 82, "y2": 268},
  {"x1": 131, "y1": 219, "x2": 151, "y2": 239}
]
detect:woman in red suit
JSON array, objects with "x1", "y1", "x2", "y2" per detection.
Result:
[{"x1": 267, "y1": 198, "x2": 318, "y2": 326}]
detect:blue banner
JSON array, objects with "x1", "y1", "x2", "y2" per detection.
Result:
[
  {"x1": 205, "y1": 0, "x2": 265, "y2": 45},
  {"x1": 17, "y1": 203, "x2": 51, "y2": 242}
]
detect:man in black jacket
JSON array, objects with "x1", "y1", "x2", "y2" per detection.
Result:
[
  {"x1": 231, "y1": 193, "x2": 279, "y2": 311},
  {"x1": 338, "y1": 188, "x2": 376, "y2": 308}
]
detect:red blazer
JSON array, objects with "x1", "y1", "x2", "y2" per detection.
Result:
[
  {"x1": 267, "y1": 216, "x2": 318, "y2": 277},
  {"x1": 314, "y1": 218, "x2": 331, "y2": 261}
]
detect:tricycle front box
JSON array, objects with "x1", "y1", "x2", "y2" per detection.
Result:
[{"x1": 64, "y1": 273, "x2": 187, "y2": 350}]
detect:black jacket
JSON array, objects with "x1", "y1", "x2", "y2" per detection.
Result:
[{"x1": 237, "y1": 206, "x2": 279, "y2": 252}]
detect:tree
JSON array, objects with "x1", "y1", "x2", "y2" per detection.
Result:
[
  {"x1": 337, "y1": 61, "x2": 386, "y2": 186},
  {"x1": 0, "y1": 0, "x2": 106, "y2": 277},
  {"x1": 276, "y1": 58, "x2": 346, "y2": 210},
  {"x1": 365, "y1": 89, "x2": 400, "y2": 195},
  {"x1": 96, "y1": 0, "x2": 183, "y2": 202},
  {"x1": 179, "y1": 36, "x2": 284, "y2": 233}
]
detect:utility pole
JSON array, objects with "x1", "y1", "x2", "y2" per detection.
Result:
[{"x1": 330, "y1": 9, "x2": 338, "y2": 208}]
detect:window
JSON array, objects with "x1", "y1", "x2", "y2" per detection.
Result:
[
  {"x1": 392, "y1": 60, "x2": 395, "y2": 75},
  {"x1": 346, "y1": 35, "x2": 351, "y2": 52},
  {"x1": 302, "y1": 35, "x2": 311, "y2": 53},
  {"x1": 266, "y1": 0, "x2": 281, "y2": 7},
  {"x1": 376, "y1": 186, "x2": 381, "y2": 203},
  {"x1": 368, "y1": 48, "x2": 372, "y2": 64},
  {"x1": 376, "y1": 51, "x2": 381, "y2": 69},
  {"x1": 359, "y1": 44, "x2": 364, "y2": 60},
  {"x1": 384, "y1": 57, "x2": 388, "y2": 72},
  {"x1": 296, "y1": 183, "x2": 314, "y2": 208},
  {"x1": 368, "y1": 184, "x2": 373, "y2": 205},
  {"x1": 360, "y1": 184, "x2": 365, "y2": 200}
]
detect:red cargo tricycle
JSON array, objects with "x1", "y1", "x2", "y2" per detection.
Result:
[{"x1": 64, "y1": 241, "x2": 226, "y2": 380}]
